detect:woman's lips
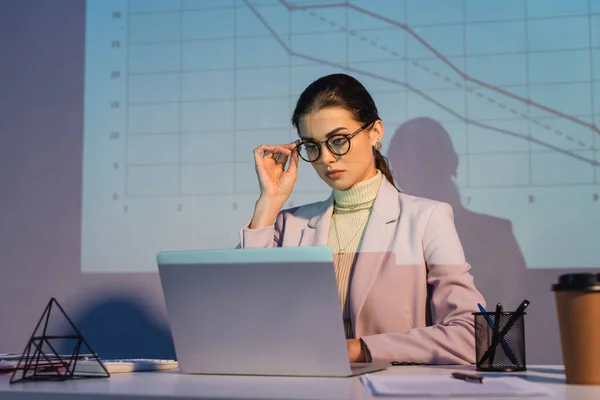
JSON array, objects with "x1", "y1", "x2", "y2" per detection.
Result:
[{"x1": 325, "y1": 170, "x2": 344, "y2": 180}]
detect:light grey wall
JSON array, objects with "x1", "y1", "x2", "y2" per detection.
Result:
[
  {"x1": 1, "y1": 0, "x2": 597, "y2": 364},
  {"x1": 0, "y1": 0, "x2": 175, "y2": 359}
]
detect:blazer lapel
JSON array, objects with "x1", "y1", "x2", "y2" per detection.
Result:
[
  {"x1": 298, "y1": 193, "x2": 334, "y2": 246},
  {"x1": 350, "y1": 178, "x2": 400, "y2": 331}
]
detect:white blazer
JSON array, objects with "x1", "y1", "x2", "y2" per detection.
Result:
[{"x1": 239, "y1": 177, "x2": 486, "y2": 364}]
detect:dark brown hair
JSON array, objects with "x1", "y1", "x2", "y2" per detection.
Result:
[{"x1": 291, "y1": 73, "x2": 399, "y2": 191}]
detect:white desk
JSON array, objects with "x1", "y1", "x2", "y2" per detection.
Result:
[{"x1": 1, "y1": 365, "x2": 598, "y2": 400}]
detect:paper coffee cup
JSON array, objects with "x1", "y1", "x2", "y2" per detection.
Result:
[{"x1": 552, "y1": 273, "x2": 600, "y2": 385}]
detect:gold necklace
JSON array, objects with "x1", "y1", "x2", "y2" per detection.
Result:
[{"x1": 332, "y1": 214, "x2": 368, "y2": 254}]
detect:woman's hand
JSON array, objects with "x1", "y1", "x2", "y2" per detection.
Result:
[
  {"x1": 253, "y1": 142, "x2": 299, "y2": 199},
  {"x1": 249, "y1": 142, "x2": 299, "y2": 229},
  {"x1": 347, "y1": 339, "x2": 365, "y2": 362}
]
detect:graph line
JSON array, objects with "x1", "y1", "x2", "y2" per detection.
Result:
[
  {"x1": 296, "y1": 7, "x2": 594, "y2": 151},
  {"x1": 279, "y1": 0, "x2": 600, "y2": 136},
  {"x1": 242, "y1": 0, "x2": 599, "y2": 167}
]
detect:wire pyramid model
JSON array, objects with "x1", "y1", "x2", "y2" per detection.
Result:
[{"x1": 10, "y1": 297, "x2": 109, "y2": 383}]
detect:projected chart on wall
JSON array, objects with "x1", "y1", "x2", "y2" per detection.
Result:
[{"x1": 83, "y1": 0, "x2": 600, "y2": 272}]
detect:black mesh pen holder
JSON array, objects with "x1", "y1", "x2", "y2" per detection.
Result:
[{"x1": 473, "y1": 311, "x2": 527, "y2": 372}]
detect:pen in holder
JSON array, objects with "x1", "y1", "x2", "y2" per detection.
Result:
[{"x1": 473, "y1": 304, "x2": 527, "y2": 372}]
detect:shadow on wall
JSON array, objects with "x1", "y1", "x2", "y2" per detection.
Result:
[
  {"x1": 387, "y1": 117, "x2": 527, "y2": 308},
  {"x1": 61, "y1": 295, "x2": 176, "y2": 360}
]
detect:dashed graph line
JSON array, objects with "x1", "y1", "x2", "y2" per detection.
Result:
[
  {"x1": 295, "y1": 5, "x2": 595, "y2": 152},
  {"x1": 242, "y1": 0, "x2": 599, "y2": 167},
  {"x1": 280, "y1": 0, "x2": 600, "y2": 138}
]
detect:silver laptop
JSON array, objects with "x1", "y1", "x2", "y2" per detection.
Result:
[{"x1": 156, "y1": 246, "x2": 389, "y2": 377}]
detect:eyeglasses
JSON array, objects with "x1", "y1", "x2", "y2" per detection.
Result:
[{"x1": 296, "y1": 121, "x2": 373, "y2": 162}]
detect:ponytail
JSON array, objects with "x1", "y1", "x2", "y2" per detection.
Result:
[{"x1": 374, "y1": 148, "x2": 401, "y2": 192}]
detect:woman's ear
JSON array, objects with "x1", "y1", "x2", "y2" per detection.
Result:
[{"x1": 369, "y1": 120, "x2": 385, "y2": 146}]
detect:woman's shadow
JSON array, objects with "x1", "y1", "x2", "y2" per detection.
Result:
[{"x1": 387, "y1": 117, "x2": 527, "y2": 308}]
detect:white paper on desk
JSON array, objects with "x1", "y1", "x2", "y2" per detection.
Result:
[
  {"x1": 362, "y1": 375, "x2": 552, "y2": 397},
  {"x1": 0, "y1": 354, "x2": 21, "y2": 360},
  {"x1": 0, "y1": 353, "x2": 92, "y2": 360},
  {"x1": 0, "y1": 360, "x2": 16, "y2": 370}
]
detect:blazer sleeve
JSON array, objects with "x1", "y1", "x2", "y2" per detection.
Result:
[
  {"x1": 236, "y1": 212, "x2": 284, "y2": 248},
  {"x1": 361, "y1": 202, "x2": 486, "y2": 365}
]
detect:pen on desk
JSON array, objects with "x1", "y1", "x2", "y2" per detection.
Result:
[{"x1": 451, "y1": 372, "x2": 484, "y2": 384}]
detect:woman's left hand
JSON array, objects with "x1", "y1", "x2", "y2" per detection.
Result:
[{"x1": 346, "y1": 339, "x2": 365, "y2": 362}]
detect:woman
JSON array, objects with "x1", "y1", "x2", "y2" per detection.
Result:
[{"x1": 238, "y1": 73, "x2": 485, "y2": 365}]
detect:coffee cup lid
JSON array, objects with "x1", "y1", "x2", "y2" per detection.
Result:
[{"x1": 551, "y1": 273, "x2": 600, "y2": 292}]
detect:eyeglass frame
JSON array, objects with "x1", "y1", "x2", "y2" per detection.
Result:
[{"x1": 295, "y1": 121, "x2": 375, "y2": 162}]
